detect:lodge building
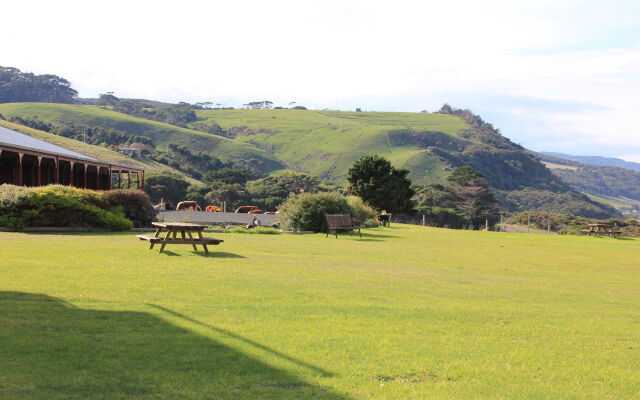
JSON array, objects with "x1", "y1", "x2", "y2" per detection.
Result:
[{"x1": 0, "y1": 125, "x2": 144, "y2": 190}]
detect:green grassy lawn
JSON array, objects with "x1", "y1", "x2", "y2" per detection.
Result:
[{"x1": 1, "y1": 225, "x2": 639, "y2": 399}]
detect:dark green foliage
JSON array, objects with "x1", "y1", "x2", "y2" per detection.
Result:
[
  {"x1": 501, "y1": 188, "x2": 620, "y2": 219},
  {"x1": 550, "y1": 165, "x2": 640, "y2": 201},
  {"x1": 0, "y1": 185, "x2": 132, "y2": 230},
  {"x1": 96, "y1": 92, "x2": 119, "y2": 106},
  {"x1": 204, "y1": 182, "x2": 248, "y2": 210},
  {"x1": 151, "y1": 144, "x2": 224, "y2": 179},
  {"x1": 144, "y1": 174, "x2": 190, "y2": 205},
  {"x1": 113, "y1": 101, "x2": 197, "y2": 127},
  {"x1": 202, "y1": 167, "x2": 258, "y2": 185},
  {"x1": 0, "y1": 66, "x2": 78, "y2": 103},
  {"x1": 415, "y1": 206, "x2": 466, "y2": 228},
  {"x1": 347, "y1": 155, "x2": 415, "y2": 214},
  {"x1": 191, "y1": 120, "x2": 227, "y2": 136},
  {"x1": 414, "y1": 167, "x2": 498, "y2": 227},
  {"x1": 101, "y1": 189, "x2": 156, "y2": 227},
  {"x1": 446, "y1": 168, "x2": 498, "y2": 226},
  {"x1": 278, "y1": 192, "x2": 351, "y2": 232},
  {"x1": 7, "y1": 116, "x2": 153, "y2": 147},
  {"x1": 245, "y1": 172, "x2": 319, "y2": 211}
]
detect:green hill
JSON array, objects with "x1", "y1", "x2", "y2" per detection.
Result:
[
  {"x1": 193, "y1": 108, "x2": 618, "y2": 218},
  {"x1": 0, "y1": 120, "x2": 196, "y2": 181},
  {"x1": 0, "y1": 103, "x2": 285, "y2": 174},
  {"x1": 0, "y1": 103, "x2": 618, "y2": 218},
  {"x1": 535, "y1": 152, "x2": 640, "y2": 217}
]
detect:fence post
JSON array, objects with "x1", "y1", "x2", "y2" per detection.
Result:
[{"x1": 422, "y1": 214, "x2": 426, "y2": 226}]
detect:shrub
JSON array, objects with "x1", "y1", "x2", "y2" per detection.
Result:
[
  {"x1": 102, "y1": 189, "x2": 156, "y2": 227},
  {"x1": 345, "y1": 195, "x2": 378, "y2": 226},
  {"x1": 278, "y1": 192, "x2": 351, "y2": 232},
  {"x1": 0, "y1": 184, "x2": 132, "y2": 231},
  {"x1": 415, "y1": 206, "x2": 466, "y2": 228}
]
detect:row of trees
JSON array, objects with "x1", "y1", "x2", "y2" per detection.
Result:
[{"x1": 0, "y1": 66, "x2": 78, "y2": 104}]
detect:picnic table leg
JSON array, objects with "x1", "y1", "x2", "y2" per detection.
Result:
[
  {"x1": 159, "y1": 230, "x2": 172, "y2": 253},
  {"x1": 197, "y1": 231, "x2": 209, "y2": 254},
  {"x1": 149, "y1": 227, "x2": 162, "y2": 249},
  {"x1": 186, "y1": 231, "x2": 198, "y2": 251}
]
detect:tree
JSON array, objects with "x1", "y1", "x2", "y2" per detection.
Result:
[
  {"x1": 96, "y1": 92, "x2": 119, "y2": 106},
  {"x1": 445, "y1": 167, "x2": 497, "y2": 226},
  {"x1": 347, "y1": 155, "x2": 415, "y2": 214},
  {"x1": 144, "y1": 173, "x2": 190, "y2": 206},
  {"x1": 0, "y1": 66, "x2": 78, "y2": 103}
]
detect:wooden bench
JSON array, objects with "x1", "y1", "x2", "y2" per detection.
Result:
[
  {"x1": 325, "y1": 214, "x2": 361, "y2": 238},
  {"x1": 138, "y1": 222, "x2": 224, "y2": 254}
]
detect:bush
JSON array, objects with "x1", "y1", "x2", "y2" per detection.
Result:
[
  {"x1": 345, "y1": 195, "x2": 378, "y2": 226},
  {"x1": 278, "y1": 192, "x2": 351, "y2": 232},
  {"x1": 415, "y1": 206, "x2": 466, "y2": 228},
  {"x1": 0, "y1": 184, "x2": 132, "y2": 231},
  {"x1": 102, "y1": 189, "x2": 156, "y2": 227}
]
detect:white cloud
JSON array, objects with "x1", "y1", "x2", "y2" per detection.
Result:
[{"x1": 2, "y1": 0, "x2": 640, "y2": 156}]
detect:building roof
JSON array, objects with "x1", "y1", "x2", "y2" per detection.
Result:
[{"x1": 0, "y1": 125, "x2": 98, "y2": 162}]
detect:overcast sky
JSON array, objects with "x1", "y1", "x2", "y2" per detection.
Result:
[{"x1": 3, "y1": 0, "x2": 640, "y2": 160}]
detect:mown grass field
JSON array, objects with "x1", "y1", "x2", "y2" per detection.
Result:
[{"x1": 1, "y1": 225, "x2": 639, "y2": 399}]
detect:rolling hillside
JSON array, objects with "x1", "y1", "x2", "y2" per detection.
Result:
[
  {"x1": 0, "y1": 103, "x2": 619, "y2": 218},
  {"x1": 0, "y1": 103, "x2": 285, "y2": 174},
  {"x1": 0, "y1": 120, "x2": 196, "y2": 181},
  {"x1": 542, "y1": 152, "x2": 640, "y2": 172},
  {"x1": 193, "y1": 108, "x2": 617, "y2": 218},
  {"x1": 536, "y1": 152, "x2": 640, "y2": 216}
]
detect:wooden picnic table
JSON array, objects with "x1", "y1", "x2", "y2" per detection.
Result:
[
  {"x1": 137, "y1": 222, "x2": 223, "y2": 254},
  {"x1": 582, "y1": 223, "x2": 622, "y2": 237}
]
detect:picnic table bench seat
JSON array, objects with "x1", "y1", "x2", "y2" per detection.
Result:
[{"x1": 325, "y1": 214, "x2": 361, "y2": 238}]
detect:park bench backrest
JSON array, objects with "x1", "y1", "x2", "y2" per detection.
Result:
[{"x1": 325, "y1": 214, "x2": 354, "y2": 228}]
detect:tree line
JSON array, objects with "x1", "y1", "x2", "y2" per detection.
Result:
[{"x1": 0, "y1": 66, "x2": 78, "y2": 104}]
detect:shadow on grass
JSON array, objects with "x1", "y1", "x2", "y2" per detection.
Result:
[
  {"x1": 148, "y1": 304, "x2": 331, "y2": 376},
  {"x1": 0, "y1": 291, "x2": 348, "y2": 400},
  {"x1": 186, "y1": 251, "x2": 246, "y2": 258}
]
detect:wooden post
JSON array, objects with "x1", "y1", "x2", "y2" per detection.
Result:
[
  {"x1": 83, "y1": 164, "x2": 88, "y2": 188},
  {"x1": 500, "y1": 215, "x2": 504, "y2": 232},
  {"x1": 37, "y1": 157, "x2": 42, "y2": 186},
  {"x1": 17, "y1": 153, "x2": 23, "y2": 186},
  {"x1": 69, "y1": 161, "x2": 75, "y2": 187},
  {"x1": 53, "y1": 158, "x2": 59, "y2": 184},
  {"x1": 108, "y1": 167, "x2": 112, "y2": 190},
  {"x1": 485, "y1": 219, "x2": 489, "y2": 231},
  {"x1": 127, "y1": 171, "x2": 131, "y2": 189},
  {"x1": 422, "y1": 214, "x2": 426, "y2": 226},
  {"x1": 117, "y1": 170, "x2": 121, "y2": 189},
  {"x1": 548, "y1": 224, "x2": 551, "y2": 234}
]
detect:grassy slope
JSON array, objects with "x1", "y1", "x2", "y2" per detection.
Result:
[
  {"x1": 195, "y1": 109, "x2": 468, "y2": 183},
  {"x1": 0, "y1": 120, "x2": 199, "y2": 181},
  {"x1": 1, "y1": 226, "x2": 639, "y2": 399},
  {"x1": 0, "y1": 103, "x2": 285, "y2": 173}
]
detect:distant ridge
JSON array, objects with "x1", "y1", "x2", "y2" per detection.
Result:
[{"x1": 541, "y1": 152, "x2": 640, "y2": 172}]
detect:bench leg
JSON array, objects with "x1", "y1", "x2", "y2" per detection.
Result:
[
  {"x1": 149, "y1": 242, "x2": 155, "y2": 250},
  {"x1": 187, "y1": 231, "x2": 198, "y2": 251},
  {"x1": 159, "y1": 230, "x2": 172, "y2": 253},
  {"x1": 202, "y1": 244, "x2": 209, "y2": 254}
]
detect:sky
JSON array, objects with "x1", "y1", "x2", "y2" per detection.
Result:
[{"x1": 2, "y1": 0, "x2": 640, "y2": 160}]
